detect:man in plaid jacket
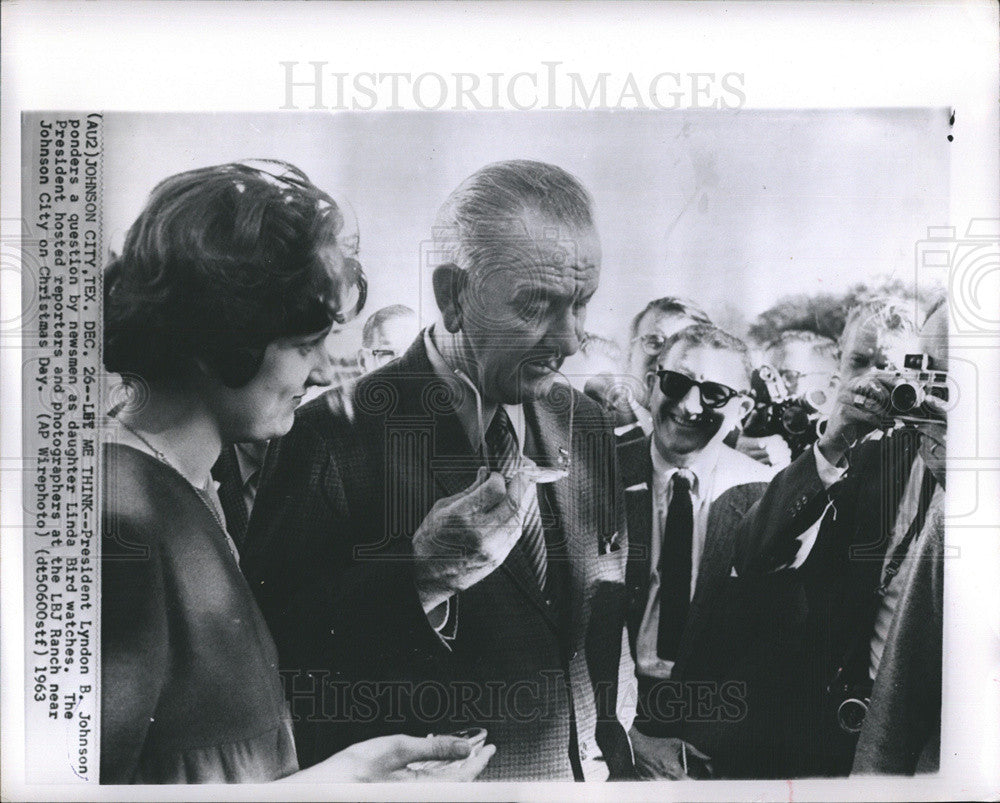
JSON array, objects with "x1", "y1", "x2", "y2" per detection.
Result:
[{"x1": 241, "y1": 160, "x2": 633, "y2": 781}]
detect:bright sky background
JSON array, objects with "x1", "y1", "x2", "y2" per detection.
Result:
[{"x1": 103, "y1": 109, "x2": 950, "y2": 356}]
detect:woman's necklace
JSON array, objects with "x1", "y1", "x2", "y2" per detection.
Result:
[{"x1": 115, "y1": 418, "x2": 238, "y2": 560}]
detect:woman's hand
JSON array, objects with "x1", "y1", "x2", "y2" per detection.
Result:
[{"x1": 284, "y1": 733, "x2": 496, "y2": 782}]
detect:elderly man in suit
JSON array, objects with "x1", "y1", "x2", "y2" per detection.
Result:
[
  {"x1": 622, "y1": 323, "x2": 776, "y2": 779},
  {"x1": 732, "y1": 298, "x2": 937, "y2": 777},
  {"x1": 241, "y1": 160, "x2": 631, "y2": 781}
]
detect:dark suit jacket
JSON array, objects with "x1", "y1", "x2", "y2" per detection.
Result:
[
  {"x1": 730, "y1": 431, "x2": 922, "y2": 778},
  {"x1": 620, "y1": 437, "x2": 772, "y2": 769},
  {"x1": 241, "y1": 335, "x2": 632, "y2": 781}
]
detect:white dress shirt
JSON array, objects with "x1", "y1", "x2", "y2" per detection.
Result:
[{"x1": 636, "y1": 442, "x2": 720, "y2": 680}]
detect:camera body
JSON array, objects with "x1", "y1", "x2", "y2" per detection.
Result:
[
  {"x1": 744, "y1": 365, "x2": 825, "y2": 459},
  {"x1": 872, "y1": 353, "x2": 949, "y2": 422}
]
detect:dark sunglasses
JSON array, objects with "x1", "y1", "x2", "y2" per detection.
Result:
[{"x1": 655, "y1": 369, "x2": 743, "y2": 409}]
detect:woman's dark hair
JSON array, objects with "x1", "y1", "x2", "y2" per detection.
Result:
[{"x1": 104, "y1": 160, "x2": 367, "y2": 387}]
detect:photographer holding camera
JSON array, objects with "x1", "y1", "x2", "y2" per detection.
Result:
[{"x1": 731, "y1": 297, "x2": 947, "y2": 777}]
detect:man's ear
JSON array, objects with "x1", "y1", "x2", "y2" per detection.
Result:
[
  {"x1": 737, "y1": 394, "x2": 755, "y2": 420},
  {"x1": 432, "y1": 263, "x2": 467, "y2": 333}
]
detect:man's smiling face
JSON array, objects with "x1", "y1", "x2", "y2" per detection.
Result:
[{"x1": 649, "y1": 343, "x2": 752, "y2": 462}]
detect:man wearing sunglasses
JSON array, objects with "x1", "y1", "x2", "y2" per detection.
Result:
[
  {"x1": 620, "y1": 298, "x2": 712, "y2": 441},
  {"x1": 622, "y1": 323, "x2": 777, "y2": 780}
]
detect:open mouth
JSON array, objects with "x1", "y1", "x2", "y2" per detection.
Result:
[{"x1": 665, "y1": 411, "x2": 707, "y2": 429}]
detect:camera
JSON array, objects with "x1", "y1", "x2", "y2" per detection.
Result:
[
  {"x1": 827, "y1": 666, "x2": 873, "y2": 734},
  {"x1": 873, "y1": 353, "x2": 949, "y2": 422},
  {"x1": 743, "y1": 365, "x2": 826, "y2": 459}
]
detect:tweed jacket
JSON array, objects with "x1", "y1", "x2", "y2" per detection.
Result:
[{"x1": 241, "y1": 335, "x2": 632, "y2": 781}]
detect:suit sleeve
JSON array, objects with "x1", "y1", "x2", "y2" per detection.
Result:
[
  {"x1": 588, "y1": 405, "x2": 637, "y2": 778},
  {"x1": 243, "y1": 409, "x2": 449, "y2": 677},
  {"x1": 100, "y1": 540, "x2": 168, "y2": 783},
  {"x1": 732, "y1": 446, "x2": 833, "y2": 579}
]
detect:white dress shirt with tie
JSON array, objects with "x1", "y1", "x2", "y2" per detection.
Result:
[{"x1": 638, "y1": 442, "x2": 736, "y2": 679}]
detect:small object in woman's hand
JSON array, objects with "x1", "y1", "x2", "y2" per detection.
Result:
[{"x1": 407, "y1": 728, "x2": 488, "y2": 772}]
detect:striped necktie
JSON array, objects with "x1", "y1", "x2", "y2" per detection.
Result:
[{"x1": 485, "y1": 407, "x2": 548, "y2": 591}]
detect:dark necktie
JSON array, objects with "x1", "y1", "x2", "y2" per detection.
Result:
[
  {"x1": 485, "y1": 407, "x2": 548, "y2": 592},
  {"x1": 657, "y1": 470, "x2": 694, "y2": 661},
  {"x1": 211, "y1": 444, "x2": 249, "y2": 551}
]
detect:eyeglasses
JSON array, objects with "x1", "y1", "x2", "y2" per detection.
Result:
[
  {"x1": 632, "y1": 333, "x2": 668, "y2": 356},
  {"x1": 655, "y1": 370, "x2": 743, "y2": 409}
]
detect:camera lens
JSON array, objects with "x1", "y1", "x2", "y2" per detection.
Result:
[
  {"x1": 890, "y1": 381, "x2": 920, "y2": 413},
  {"x1": 837, "y1": 697, "x2": 869, "y2": 733},
  {"x1": 782, "y1": 405, "x2": 810, "y2": 435}
]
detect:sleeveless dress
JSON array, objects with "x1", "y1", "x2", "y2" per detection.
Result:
[{"x1": 101, "y1": 443, "x2": 298, "y2": 783}]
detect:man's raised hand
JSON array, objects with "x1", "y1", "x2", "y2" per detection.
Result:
[{"x1": 413, "y1": 466, "x2": 535, "y2": 612}]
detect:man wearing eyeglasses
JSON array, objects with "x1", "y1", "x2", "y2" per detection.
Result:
[
  {"x1": 622, "y1": 323, "x2": 777, "y2": 779},
  {"x1": 765, "y1": 329, "x2": 839, "y2": 401},
  {"x1": 357, "y1": 304, "x2": 419, "y2": 374}
]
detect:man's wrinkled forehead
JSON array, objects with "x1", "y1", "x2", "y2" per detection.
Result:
[
  {"x1": 919, "y1": 306, "x2": 949, "y2": 366},
  {"x1": 481, "y1": 213, "x2": 600, "y2": 293}
]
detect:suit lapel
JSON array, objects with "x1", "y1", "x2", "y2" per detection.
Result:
[
  {"x1": 622, "y1": 437, "x2": 654, "y2": 642},
  {"x1": 677, "y1": 494, "x2": 741, "y2": 668}
]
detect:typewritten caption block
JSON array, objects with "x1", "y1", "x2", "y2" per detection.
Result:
[{"x1": 22, "y1": 112, "x2": 103, "y2": 784}]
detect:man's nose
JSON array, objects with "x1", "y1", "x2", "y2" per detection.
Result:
[
  {"x1": 677, "y1": 384, "x2": 704, "y2": 415},
  {"x1": 548, "y1": 306, "x2": 584, "y2": 358}
]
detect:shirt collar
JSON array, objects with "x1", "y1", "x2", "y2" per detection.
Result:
[
  {"x1": 233, "y1": 441, "x2": 266, "y2": 487},
  {"x1": 423, "y1": 325, "x2": 525, "y2": 453}
]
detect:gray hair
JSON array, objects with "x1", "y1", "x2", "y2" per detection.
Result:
[
  {"x1": 629, "y1": 296, "x2": 711, "y2": 341},
  {"x1": 433, "y1": 160, "x2": 594, "y2": 271},
  {"x1": 766, "y1": 329, "x2": 838, "y2": 360}
]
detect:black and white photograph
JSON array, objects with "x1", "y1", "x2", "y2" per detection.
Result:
[{"x1": 2, "y1": 3, "x2": 998, "y2": 801}]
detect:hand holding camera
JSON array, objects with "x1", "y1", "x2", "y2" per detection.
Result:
[{"x1": 819, "y1": 353, "x2": 949, "y2": 467}]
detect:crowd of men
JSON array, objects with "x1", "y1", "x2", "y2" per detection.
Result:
[{"x1": 212, "y1": 159, "x2": 946, "y2": 780}]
